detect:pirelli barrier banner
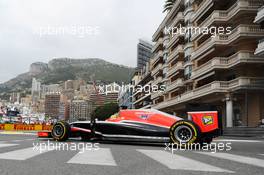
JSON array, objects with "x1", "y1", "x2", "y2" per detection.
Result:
[{"x1": 0, "y1": 124, "x2": 52, "y2": 131}]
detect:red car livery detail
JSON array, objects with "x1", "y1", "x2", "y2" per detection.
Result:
[
  {"x1": 107, "y1": 109, "x2": 219, "y2": 133},
  {"x1": 38, "y1": 109, "x2": 220, "y2": 144},
  {"x1": 188, "y1": 111, "x2": 218, "y2": 133},
  {"x1": 106, "y1": 109, "x2": 182, "y2": 128}
]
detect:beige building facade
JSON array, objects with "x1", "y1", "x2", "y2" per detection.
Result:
[{"x1": 135, "y1": 0, "x2": 264, "y2": 128}]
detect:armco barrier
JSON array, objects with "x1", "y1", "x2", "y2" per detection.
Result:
[{"x1": 0, "y1": 124, "x2": 52, "y2": 131}]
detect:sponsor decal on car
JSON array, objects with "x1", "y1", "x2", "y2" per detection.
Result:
[
  {"x1": 202, "y1": 115, "x2": 213, "y2": 125},
  {"x1": 139, "y1": 115, "x2": 149, "y2": 120}
]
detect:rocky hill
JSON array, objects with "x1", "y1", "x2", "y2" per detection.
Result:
[{"x1": 0, "y1": 58, "x2": 134, "y2": 95}]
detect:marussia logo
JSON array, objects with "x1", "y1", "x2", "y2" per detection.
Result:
[
  {"x1": 140, "y1": 115, "x2": 149, "y2": 120},
  {"x1": 203, "y1": 116, "x2": 213, "y2": 125}
]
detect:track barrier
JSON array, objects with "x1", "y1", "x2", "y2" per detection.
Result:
[{"x1": 0, "y1": 124, "x2": 52, "y2": 131}]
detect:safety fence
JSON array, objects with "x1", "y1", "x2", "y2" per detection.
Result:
[{"x1": 0, "y1": 124, "x2": 52, "y2": 131}]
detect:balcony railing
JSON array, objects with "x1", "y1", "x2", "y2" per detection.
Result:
[
  {"x1": 165, "y1": 78, "x2": 184, "y2": 92},
  {"x1": 167, "y1": 45, "x2": 184, "y2": 62},
  {"x1": 192, "y1": 51, "x2": 264, "y2": 78},
  {"x1": 152, "y1": 50, "x2": 163, "y2": 66},
  {"x1": 151, "y1": 91, "x2": 163, "y2": 100},
  {"x1": 167, "y1": 61, "x2": 184, "y2": 77},
  {"x1": 152, "y1": 37, "x2": 163, "y2": 53},
  {"x1": 255, "y1": 39, "x2": 264, "y2": 55},
  {"x1": 169, "y1": 12, "x2": 184, "y2": 29},
  {"x1": 254, "y1": 5, "x2": 264, "y2": 23},
  {"x1": 192, "y1": 0, "x2": 260, "y2": 40},
  {"x1": 192, "y1": 25, "x2": 264, "y2": 60},
  {"x1": 152, "y1": 76, "x2": 163, "y2": 85},
  {"x1": 192, "y1": 0, "x2": 262, "y2": 24},
  {"x1": 152, "y1": 77, "x2": 264, "y2": 109},
  {"x1": 133, "y1": 93, "x2": 151, "y2": 105},
  {"x1": 191, "y1": 0, "x2": 213, "y2": 23},
  {"x1": 167, "y1": 33, "x2": 184, "y2": 50},
  {"x1": 151, "y1": 63, "x2": 163, "y2": 76}
]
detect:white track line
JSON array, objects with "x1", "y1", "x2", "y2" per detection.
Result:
[
  {"x1": 0, "y1": 146, "x2": 55, "y2": 160},
  {"x1": 137, "y1": 149, "x2": 233, "y2": 173},
  {"x1": 67, "y1": 148, "x2": 117, "y2": 166},
  {"x1": 0, "y1": 143, "x2": 18, "y2": 148},
  {"x1": 197, "y1": 152, "x2": 264, "y2": 168},
  {"x1": 214, "y1": 139, "x2": 263, "y2": 143}
]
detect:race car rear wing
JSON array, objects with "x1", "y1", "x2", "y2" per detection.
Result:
[{"x1": 188, "y1": 111, "x2": 219, "y2": 134}]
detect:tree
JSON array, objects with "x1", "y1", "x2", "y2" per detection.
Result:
[
  {"x1": 91, "y1": 103, "x2": 119, "y2": 121},
  {"x1": 163, "y1": 0, "x2": 176, "y2": 13}
]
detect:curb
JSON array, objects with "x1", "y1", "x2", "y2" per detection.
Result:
[{"x1": 0, "y1": 131, "x2": 37, "y2": 136}]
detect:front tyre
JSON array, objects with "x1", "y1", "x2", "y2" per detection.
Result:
[
  {"x1": 51, "y1": 121, "x2": 70, "y2": 141},
  {"x1": 169, "y1": 120, "x2": 200, "y2": 144}
]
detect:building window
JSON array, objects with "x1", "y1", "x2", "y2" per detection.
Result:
[{"x1": 184, "y1": 66, "x2": 192, "y2": 79}]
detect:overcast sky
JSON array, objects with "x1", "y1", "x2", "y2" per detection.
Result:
[{"x1": 0, "y1": 0, "x2": 165, "y2": 83}]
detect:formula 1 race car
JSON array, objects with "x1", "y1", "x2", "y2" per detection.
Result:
[{"x1": 38, "y1": 109, "x2": 220, "y2": 144}]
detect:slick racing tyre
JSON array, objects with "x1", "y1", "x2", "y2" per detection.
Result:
[
  {"x1": 51, "y1": 121, "x2": 70, "y2": 141},
  {"x1": 169, "y1": 120, "x2": 200, "y2": 144}
]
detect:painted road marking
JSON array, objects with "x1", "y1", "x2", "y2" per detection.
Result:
[
  {"x1": 0, "y1": 143, "x2": 18, "y2": 148},
  {"x1": 0, "y1": 131, "x2": 36, "y2": 136},
  {"x1": 137, "y1": 149, "x2": 233, "y2": 173},
  {"x1": 197, "y1": 152, "x2": 264, "y2": 168},
  {"x1": 0, "y1": 147, "x2": 55, "y2": 160},
  {"x1": 214, "y1": 139, "x2": 263, "y2": 143},
  {"x1": 11, "y1": 140, "x2": 24, "y2": 142},
  {"x1": 67, "y1": 148, "x2": 117, "y2": 166}
]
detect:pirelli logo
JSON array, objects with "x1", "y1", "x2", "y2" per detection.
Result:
[{"x1": 203, "y1": 115, "x2": 213, "y2": 125}]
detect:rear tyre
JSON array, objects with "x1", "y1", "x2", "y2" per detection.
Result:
[
  {"x1": 51, "y1": 121, "x2": 70, "y2": 141},
  {"x1": 169, "y1": 120, "x2": 200, "y2": 145}
]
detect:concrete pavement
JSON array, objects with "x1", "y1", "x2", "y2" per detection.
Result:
[{"x1": 0, "y1": 134, "x2": 264, "y2": 175}]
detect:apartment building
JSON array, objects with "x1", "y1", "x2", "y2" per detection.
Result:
[
  {"x1": 254, "y1": 5, "x2": 264, "y2": 56},
  {"x1": 89, "y1": 83, "x2": 119, "y2": 110},
  {"x1": 148, "y1": 0, "x2": 264, "y2": 128},
  {"x1": 69, "y1": 100, "x2": 93, "y2": 122},
  {"x1": 132, "y1": 61, "x2": 153, "y2": 109},
  {"x1": 137, "y1": 39, "x2": 153, "y2": 70},
  {"x1": 44, "y1": 94, "x2": 60, "y2": 119}
]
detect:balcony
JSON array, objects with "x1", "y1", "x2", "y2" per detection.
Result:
[
  {"x1": 152, "y1": 76, "x2": 163, "y2": 85},
  {"x1": 167, "y1": 45, "x2": 184, "y2": 62},
  {"x1": 192, "y1": 51, "x2": 264, "y2": 79},
  {"x1": 152, "y1": 50, "x2": 163, "y2": 66},
  {"x1": 133, "y1": 93, "x2": 151, "y2": 105},
  {"x1": 169, "y1": 12, "x2": 184, "y2": 29},
  {"x1": 254, "y1": 6, "x2": 264, "y2": 23},
  {"x1": 151, "y1": 91, "x2": 164, "y2": 100},
  {"x1": 152, "y1": 0, "x2": 184, "y2": 41},
  {"x1": 151, "y1": 63, "x2": 163, "y2": 76},
  {"x1": 152, "y1": 37, "x2": 163, "y2": 53},
  {"x1": 192, "y1": 0, "x2": 261, "y2": 41},
  {"x1": 152, "y1": 77, "x2": 264, "y2": 109},
  {"x1": 191, "y1": 0, "x2": 214, "y2": 23},
  {"x1": 167, "y1": 33, "x2": 184, "y2": 50},
  {"x1": 192, "y1": 25, "x2": 264, "y2": 60},
  {"x1": 167, "y1": 61, "x2": 184, "y2": 77},
  {"x1": 165, "y1": 78, "x2": 184, "y2": 92},
  {"x1": 255, "y1": 39, "x2": 264, "y2": 56}
]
